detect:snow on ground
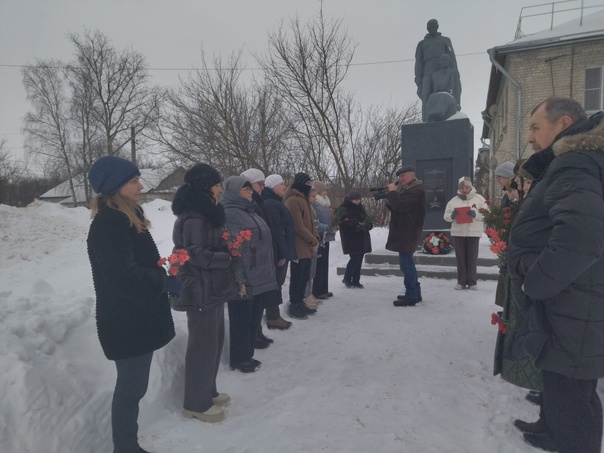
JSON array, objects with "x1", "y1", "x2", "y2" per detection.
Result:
[{"x1": 0, "y1": 200, "x2": 599, "y2": 452}]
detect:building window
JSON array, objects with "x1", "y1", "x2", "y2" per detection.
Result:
[{"x1": 585, "y1": 67, "x2": 603, "y2": 112}]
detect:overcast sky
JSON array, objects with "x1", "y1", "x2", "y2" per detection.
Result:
[{"x1": 0, "y1": 0, "x2": 574, "y2": 174}]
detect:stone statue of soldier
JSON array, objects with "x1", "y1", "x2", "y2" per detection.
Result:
[
  {"x1": 414, "y1": 19, "x2": 457, "y2": 121},
  {"x1": 425, "y1": 53, "x2": 462, "y2": 122}
]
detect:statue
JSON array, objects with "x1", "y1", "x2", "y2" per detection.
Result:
[
  {"x1": 414, "y1": 19, "x2": 457, "y2": 121},
  {"x1": 425, "y1": 54, "x2": 462, "y2": 122}
]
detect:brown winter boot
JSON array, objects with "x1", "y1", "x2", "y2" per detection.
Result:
[{"x1": 267, "y1": 316, "x2": 292, "y2": 330}]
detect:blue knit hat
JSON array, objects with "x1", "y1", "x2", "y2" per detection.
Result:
[{"x1": 88, "y1": 156, "x2": 141, "y2": 195}]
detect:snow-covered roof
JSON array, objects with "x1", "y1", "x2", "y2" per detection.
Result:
[
  {"x1": 495, "y1": 9, "x2": 604, "y2": 53},
  {"x1": 40, "y1": 166, "x2": 181, "y2": 204}
]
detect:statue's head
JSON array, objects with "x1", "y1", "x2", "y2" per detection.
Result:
[
  {"x1": 439, "y1": 54, "x2": 451, "y2": 69},
  {"x1": 427, "y1": 19, "x2": 439, "y2": 35}
]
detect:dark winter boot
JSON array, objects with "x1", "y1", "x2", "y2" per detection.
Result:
[
  {"x1": 522, "y1": 433, "x2": 557, "y2": 452},
  {"x1": 397, "y1": 294, "x2": 423, "y2": 302},
  {"x1": 393, "y1": 296, "x2": 419, "y2": 307},
  {"x1": 514, "y1": 418, "x2": 547, "y2": 434},
  {"x1": 288, "y1": 304, "x2": 309, "y2": 319},
  {"x1": 525, "y1": 390, "x2": 542, "y2": 406}
]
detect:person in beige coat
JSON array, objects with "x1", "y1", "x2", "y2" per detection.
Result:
[
  {"x1": 443, "y1": 176, "x2": 487, "y2": 290},
  {"x1": 284, "y1": 172, "x2": 319, "y2": 319}
]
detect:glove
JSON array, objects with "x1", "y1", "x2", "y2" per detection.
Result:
[
  {"x1": 364, "y1": 221, "x2": 374, "y2": 231},
  {"x1": 450, "y1": 210, "x2": 459, "y2": 220},
  {"x1": 355, "y1": 223, "x2": 367, "y2": 232},
  {"x1": 163, "y1": 275, "x2": 183, "y2": 296},
  {"x1": 468, "y1": 210, "x2": 476, "y2": 218}
]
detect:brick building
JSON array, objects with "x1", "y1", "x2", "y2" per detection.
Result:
[{"x1": 481, "y1": 4, "x2": 604, "y2": 199}]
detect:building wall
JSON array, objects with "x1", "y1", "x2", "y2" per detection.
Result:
[{"x1": 490, "y1": 39, "x2": 604, "y2": 166}]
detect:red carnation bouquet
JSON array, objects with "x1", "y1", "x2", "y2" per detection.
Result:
[
  {"x1": 478, "y1": 201, "x2": 512, "y2": 265},
  {"x1": 158, "y1": 249, "x2": 190, "y2": 275},
  {"x1": 222, "y1": 229, "x2": 252, "y2": 296},
  {"x1": 222, "y1": 229, "x2": 252, "y2": 257}
]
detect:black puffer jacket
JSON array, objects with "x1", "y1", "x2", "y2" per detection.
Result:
[
  {"x1": 508, "y1": 112, "x2": 604, "y2": 379},
  {"x1": 338, "y1": 200, "x2": 373, "y2": 255},
  {"x1": 172, "y1": 202, "x2": 238, "y2": 311},
  {"x1": 87, "y1": 204, "x2": 175, "y2": 361}
]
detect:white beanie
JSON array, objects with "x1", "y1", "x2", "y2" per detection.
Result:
[
  {"x1": 265, "y1": 174, "x2": 284, "y2": 188},
  {"x1": 240, "y1": 168, "x2": 265, "y2": 184},
  {"x1": 495, "y1": 161, "x2": 515, "y2": 179},
  {"x1": 458, "y1": 176, "x2": 473, "y2": 188}
]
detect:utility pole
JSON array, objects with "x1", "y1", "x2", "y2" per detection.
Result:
[{"x1": 130, "y1": 126, "x2": 136, "y2": 165}]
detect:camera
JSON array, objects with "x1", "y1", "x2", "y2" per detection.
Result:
[
  {"x1": 370, "y1": 180, "x2": 399, "y2": 201},
  {"x1": 370, "y1": 187, "x2": 389, "y2": 201}
]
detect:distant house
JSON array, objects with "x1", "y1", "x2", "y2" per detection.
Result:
[
  {"x1": 39, "y1": 166, "x2": 186, "y2": 207},
  {"x1": 481, "y1": 3, "x2": 604, "y2": 198}
]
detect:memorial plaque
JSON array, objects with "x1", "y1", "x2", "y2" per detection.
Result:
[{"x1": 401, "y1": 118, "x2": 473, "y2": 233}]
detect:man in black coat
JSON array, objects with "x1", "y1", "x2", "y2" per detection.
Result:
[{"x1": 508, "y1": 97, "x2": 604, "y2": 453}]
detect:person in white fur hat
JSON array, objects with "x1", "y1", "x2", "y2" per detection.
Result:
[{"x1": 443, "y1": 176, "x2": 488, "y2": 290}]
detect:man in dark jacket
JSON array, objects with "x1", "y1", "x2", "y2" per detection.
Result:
[
  {"x1": 385, "y1": 166, "x2": 426, "y2": 306},
  {"x1": 508, "y1": 97, "x2": 604, "y2": 453}
]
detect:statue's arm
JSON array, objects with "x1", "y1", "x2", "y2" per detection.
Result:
[
  {"x1": 445, "y1": 37, "x2": 458, "y2": 70},
  {"x1": 454, "y1": 70, "x2": 462, "y2": 109},
  {"x1": 414, "y1": 41, "x2": 424, "y2": 85}
]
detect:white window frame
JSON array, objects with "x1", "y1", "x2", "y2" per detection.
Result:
[{"x1": 585, "y1": 66, "x2": 604, "y2": 113}]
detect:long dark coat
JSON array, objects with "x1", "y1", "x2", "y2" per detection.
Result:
[
  {"x1": 508, "y1": 113, "x2": 604, "y2": 379},
  {"x1": 385, "y1": 180, "x2": 427, "y2": 254},
  {"x1": 262, "y1": 187, "x2": 297, "y2": 261},
  {"x1": 87, "y1": 204, "x2": 175, "y2": 361},
  {"x1": 338, "y1": 200, "x2": 372, "y2": 255}
]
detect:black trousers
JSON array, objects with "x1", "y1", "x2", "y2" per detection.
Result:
[
  {"x1": 267, "y1": 262, "x2": 288, "y2": 320},
  {"x1": 289, "y1": 258, "x2": 312, "y2": 305},
  {"x1": 312, "y1": 242, "x2": 330, "y2": 296},
  {"x1": 543, "y1": 369, "x2": 603, "y2": 453},
  {"x1": 344, "y1": 253, "x2": 364, "y2": 285},
  {"x1": 227, "y1": 297, "x2": 262, "y2": 364}
]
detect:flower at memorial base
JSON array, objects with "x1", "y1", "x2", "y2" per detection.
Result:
[{"x1": 422, "y1": 231, "x2": 452, "y2": 255}]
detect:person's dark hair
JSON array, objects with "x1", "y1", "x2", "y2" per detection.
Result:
[
  {"x1": 531, "y1": 97, "x2": 587, "y2": 124},
  {"x1": 171, "y1": 169, "x2": 225, "y2": 228}
]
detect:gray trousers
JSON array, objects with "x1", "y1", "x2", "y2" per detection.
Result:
[
  {"x1": 184, "y1": 305, "x2": 225, "y2": 413},
  {"x1": 112, "y1": 352, "x2": 153, "y2": 453},
  {"x1": 304, "y1": 254, "x2": 318, "y2": 298},
  {"x1": 453, "y1": 236, "x2": 480, "y2": 286}
]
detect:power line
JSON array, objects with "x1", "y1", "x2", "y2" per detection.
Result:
[{"x1": 0, "y1": 51, "x2": 486, "y2": 72}]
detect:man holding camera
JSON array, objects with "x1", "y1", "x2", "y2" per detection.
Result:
[{"x1": 385, "y1": 166, "x2": 426, "y2": 306}]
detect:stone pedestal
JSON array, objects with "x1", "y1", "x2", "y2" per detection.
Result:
[{"x1": 401, "y1": 117, "x2": 474, "y2": 232}]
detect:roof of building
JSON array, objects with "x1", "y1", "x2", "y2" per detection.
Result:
[
  {"x1": 481, "y1": 7, "x2": 604, "y2": 139},
  {"x1": 40, "y1": 166, "x2": 182, "y2": 204},
  {"x1": 495, "y1": 9, "x2": 604, "y2": 54}
]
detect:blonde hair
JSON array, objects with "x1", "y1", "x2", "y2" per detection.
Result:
[{"x1": 90, "y1": 193, "x2": 150, "y2": 233}]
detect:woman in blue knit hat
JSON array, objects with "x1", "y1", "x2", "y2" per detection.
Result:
[{"x1": 87, "y1": 155, "x2": 176, "y2": 453}]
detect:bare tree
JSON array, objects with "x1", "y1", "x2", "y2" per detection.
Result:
[
  {"x1": 69, "y1": 30, "x2": 163, "y2": 157},
  {"x1": 22, "y1": 60, "x2": 80, "y2": 205},
  {"x1": 258, "y1": 6, "x2": 358, "y2": 187},
  {"x1": 158, "y1": 49, "x2": 296, "y2": 177}
]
